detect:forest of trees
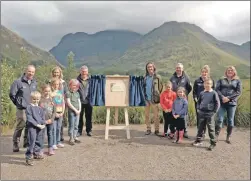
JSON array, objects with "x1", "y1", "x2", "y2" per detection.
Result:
[{"x1": 1, "y1": 48, "x2": 250, "y2": 132}]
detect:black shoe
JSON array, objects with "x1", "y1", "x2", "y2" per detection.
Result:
[
  {"x1": 208, "y1": 144, "x2": 215, "y2": 151},
  {"x1": 60, "y1": 137, "x2": 64, "y2": 142},
  {"x1": 69, "y1": 140, "x2": 75, "y2": 145},
  {"x1": 145, "y1": 130, "x2": 151, "y2": 135},
  {"x1": 87, "y1": 132, "x2": 92, "y2": 137},
  {"x1": 183, "y1": 131, "x2": 189, "y2": 138},
  {"x1": 74, "y1": 138, "x2": 81, "y2": 143},
  {"x1": 154, "y1": 130, "x2": 159, "y2": 136},
  {"x1": 26, "y1": 158, "x2": 34, "y2": 166},
  {"x1": 13, "y1": 143, "x2": 19, "y2": 152}
]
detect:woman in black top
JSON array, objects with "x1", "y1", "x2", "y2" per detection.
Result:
[
  {"x1": 193, "y1": 65, "x2": 215, "y2": 138},
  {"x1": 215, "y1": 66, "x2": 242, "y2": 144}
]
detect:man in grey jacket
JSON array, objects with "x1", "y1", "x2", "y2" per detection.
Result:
[
  {"x1": 77, "y1": 65, "x2": 93, "y2": 137},
  {"x1": 9, "y1": 65, "x2": 37, "y2": 152}
]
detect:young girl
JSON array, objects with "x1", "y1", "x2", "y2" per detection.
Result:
[
  {"x1": 39, "y1": 84, "x2": 56, "y2": 155},
  {"x1": 50, "y1": 78, "x2": 65, "y2": 149},
  {"x1": 66, "y1": 79, "x2": 82, "y2": 145},
  {"x1": 160, "y1": 81, "x2": 176, "y2": 138},
  {"x1": 172, "y1": 87, "x2": 188, "y2": 144}
]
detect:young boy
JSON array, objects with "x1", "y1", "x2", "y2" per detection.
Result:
[
  {"x1": 193, "y1": 79, "x2": 220, "y2": 151},
  {"x1": 25, "y1": 91, "x2": 46, "y2": 166}
]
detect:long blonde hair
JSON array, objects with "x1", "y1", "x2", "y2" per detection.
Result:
[
  {"x1": 50, "y1": 78, "x2": 62, "y2": 91},
  {"x1": 51, "y1": 66, "x2": 63, "y2": 80},
  {"x1": 224, "y1": 66, "x2": 239, "y2": 80}
]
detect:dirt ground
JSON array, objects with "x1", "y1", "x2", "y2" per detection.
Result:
[{"x1": 1, "y1": 124, "x2": 250, "y2": 180}]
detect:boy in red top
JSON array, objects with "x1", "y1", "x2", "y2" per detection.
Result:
[{"x1": 160, "y1": 81, "x2": 177, "y2": 138}]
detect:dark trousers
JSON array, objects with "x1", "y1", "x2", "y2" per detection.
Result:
[
  {"x1": 195, "y1": 101, "x2": 206, "y2": 135},
  {"x1": 163, "y1": 112, "x2": 175, "y2": 134},
  {"x1": 78, "y1": 103, "x2": 93, "y2": 134},
  {"x1": 196, "y1": 114, "x2": 216, "y2": 145},
  {"x1": 13, "y1": 109, "x2": 28, "y2": 146},
  {"x1": 25, "y1": 126, "x2": 43, "y2": 159},
  {"x1": 175, "y1": 117, "x2": 185, "y2": 131}
]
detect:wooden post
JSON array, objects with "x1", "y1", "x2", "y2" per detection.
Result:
[
  {"x1": 105, "y1": 107, "x2": 130, "y2": 140},
  {"x1": 114, "y1": 107, "x2": 119, "y2": 125}
]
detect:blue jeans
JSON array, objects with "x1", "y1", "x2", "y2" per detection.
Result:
[
  {"x1": 68, "y1": 110, "x2": 80, "y2": 139},
  {"x1": 217, "y1": 105, "x2": 237, "y2": 128},
  {"x1": 53, "y1": 116, "x2": 63, "y2": 145},
  {"x1": 40, "y1": 123, "x2": 53, "y2": 149}
]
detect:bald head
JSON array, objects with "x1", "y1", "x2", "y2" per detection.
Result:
[{"x1": 25, "y1": 65, "x2": 36, "y2": 80}]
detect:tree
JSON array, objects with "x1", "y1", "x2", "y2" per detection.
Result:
[
  {"x1": 15, "y1": 47, "x2": 30, "y2": 77},
  {"x1": 65, "y1": 51, "x2": 78, "y2": 82}
]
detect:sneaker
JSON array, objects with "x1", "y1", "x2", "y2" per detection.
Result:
[
  {"x1": 69, "y1": 139, "x2": 75, "y2": 145},
  {"x1": 48, "y1": 148, "x2": 55, "y2": 156},
  {"x1": 145, "y1": 130, "x2": 151, "y2": 135},
  {"x1": 34, "y1": 154, "x2": 44, "y2": 160},
  {"x1": 87, "y1": 132, "x2": 92, "y2": 137},
  {"x1": 77, "y1": 132, "x2": 82, "y2": 137},
  {"x1": 23, "y1": 142, "x2": 29, "y2": 148},
  {"x1": 52, "y1": 145, "x2": 58, "y2": 150},
  {"x1": 167, "y1": 133, "x2": 174, "y2": 139},
  {"x1": 26, "y1": 158, "x2": 34, "y2": 166},
  {"x1": 57, "y1": 143, "x2": 64, "y2": 148},
  {"x1": 208, "y1": 144, "x2": 215, "y2": 151},
  {"x1": 154, "y1": 130, "x2": 159, "y2": 136},
  {"x1": 193, "y1": 141, "x2": 203, "y2": 147},
  {"x1": 215, "y1": 134, "x2": 219, "y2": 142},
  {"x1": 74, "y1": 138, "x2": 81, "y2": 143},
  {"x1": 226, "y1": 136, "x2": 231, "y2": 144}
]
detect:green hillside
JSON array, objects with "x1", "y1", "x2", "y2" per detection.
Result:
[
  {"x1": 114, "y1": 21, "x2": 250, "y2": 79},
  {"x1": 0, "y1": 25, "x2": 61, "y2": 66},
  {"x1": 49, "y1": 30, "x2": 142, "y2": 68}
]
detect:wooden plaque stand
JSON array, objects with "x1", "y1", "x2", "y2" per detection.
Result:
[{"x1": 105, "y1": 107, "x2": 130, "y2": 140}]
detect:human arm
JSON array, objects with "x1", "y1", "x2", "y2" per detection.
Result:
[
  {"x1": 177, "y1": 99, "x2": 188, "y2": 117},
  {"x1": 213, "y1": 92, "x2": 221, "y2": 113},
  {"x1": 215, "y1": 79, "x2": 224, "y2": 101},
  {"x1": 186, "y1": 76, "x2": 192, "y2": 95},
  {"x1": 9, "y1": 80, "x2": 19, "y2": 106},
  {"x1": 193, "y1": 80, "x2": 198, "y2": 102},
  {"x1": 160, "y1": 93, "x2": 168, "y2": 111}
]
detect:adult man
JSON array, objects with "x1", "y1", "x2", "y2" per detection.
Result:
[
  {"x1": 77, "y1": 65, "x2": 93, "y2": 137},
  {"x1": 144, "y1": 62, "x2": 163, "y2": 135},
  {"x1": 9, "y1": 65, "x2": 37, "y2": 152},
  {"x1": 170, "y1": 63, "x2": 192, "y2": 138}
]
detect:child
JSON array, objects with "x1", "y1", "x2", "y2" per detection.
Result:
[
  {"x1": 66, "y1": 79, "x2": 82, "y2": 145},
  {"x1": 193, "y1": 79, "x2": 220, "y2": 151},
  {"x1": 39, "y1": 84, "x2": 56, "y2": 155},
  {"x1": 25, "y1": 91, "x2": 46, "y2": 166},
  {"x1": 160, "y1": 81, "x2": 176, "y2": 138},
  {"x1": 50, "y1": 78, "x2": 65, "y2": 149},
  {"x1": 172, "y1": 87, "x2": 188, "y2": 144}
]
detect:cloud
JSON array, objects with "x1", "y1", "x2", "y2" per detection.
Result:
[{"x1": 1, "y1": 1, "x2": 250, "y2": 50}]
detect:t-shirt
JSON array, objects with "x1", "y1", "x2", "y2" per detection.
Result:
[
  {"x1": 39, "y1": 97, "x2": 55, "y2": 120},
  {"x1": 51, "y1": 90, "x2": 64, "y2": 113},
  {"x1": 66, "y1": 91, "x2": 80, "y2": 110},
  {"x1": 145, "y1": 75, "x2": 153, "y2": 101}
]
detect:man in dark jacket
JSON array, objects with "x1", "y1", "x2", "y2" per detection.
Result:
[
  {"x1": 170, "y1": 63, "x2": 192, "y2": 138},
  {"x1": 77, "y1": 65, "x2": 93, "y2": 137},
  {"x1": 9, "y1": 65, "x2": 37, "y2": 152}
]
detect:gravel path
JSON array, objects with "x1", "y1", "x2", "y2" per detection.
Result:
[{"x1": 1, "y1": 125, "x2": 250, "y2": 180}]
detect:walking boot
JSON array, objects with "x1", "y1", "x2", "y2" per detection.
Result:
[
  {"x1": 173, "y1": 131, "x2": 179, "y2": 143},
  {"x1": 13, "y1": 142, "x2": 19, "y2": 152},
  {"x1": 215, "y1": 125, "x2": 221, "y2": 142},
  {"x1": 226, "y1": 126, "x2": 233, "y2": 144}
]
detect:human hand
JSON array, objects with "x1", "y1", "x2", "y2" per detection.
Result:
[
  {"x1": 173, "y1": 115, "x2": 177, "y2": 119},
  {"x1": 76, "y1": 110, "x2": 81, "y2": 115},
  {"x1": 37, "y1": 124, "x2": 45, "y2": 129},
  {"x1": 46, "y1": 119, "x2": 52, "y2": 124},
  {"x1": 194, "y1": 98, "x2": 198, "y2": 102},
  {"x1": 222, "y1": 97, "x2": 230, "y2": 103}
]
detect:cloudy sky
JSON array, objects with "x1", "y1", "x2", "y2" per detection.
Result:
[{"x1": 2, "y1": 1, "x2": 250, "y2": 51}]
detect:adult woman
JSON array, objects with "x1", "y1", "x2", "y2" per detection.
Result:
[
  {"x1": 47, "y1": 66, "x2": 68, "y2": 141},
  {"x1": 193, "y1": 65, "x2": 215, "y2": 138},
  {"x1": 215, "y1": 66, "x2": 242, "y2": 144}
]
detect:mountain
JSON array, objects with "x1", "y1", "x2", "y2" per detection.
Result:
[
  {"x1": 241, "y1": 41, "x2": 250, "y2": 51},
  {"x1": 49, "y1": 30, "x2": 142, "y2": 68},
  {"x1": 0, "y1": 25, "x2": 61, "y2": 66},
  {"x1": 114, "y1": 21, "x2": 250, "y2": 79}
]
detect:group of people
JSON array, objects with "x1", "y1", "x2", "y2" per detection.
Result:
[
  {"x1": 144, "y1": 62, "x2": 241, "y2": 148},
  {"x1": 9, "y1": 62, "x2": 242, "y2": 166}
]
